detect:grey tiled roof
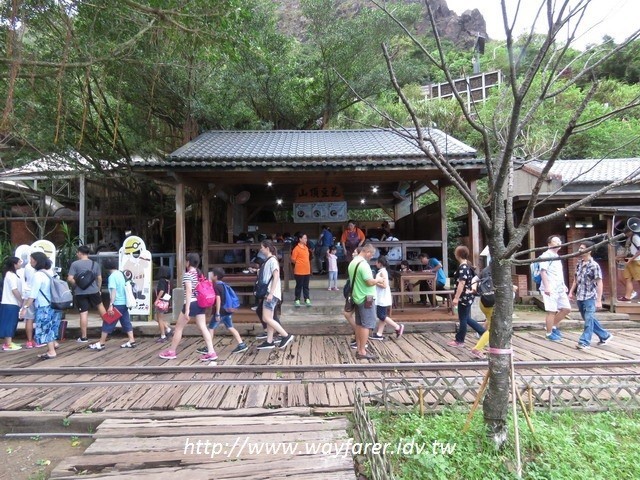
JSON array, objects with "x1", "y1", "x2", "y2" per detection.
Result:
[
  {"x1": 134, "y1": 129, "x2": 478, "y2": 169},
  {"x1": 527, "y1": 158, "x2": 640, "y2": 184}
]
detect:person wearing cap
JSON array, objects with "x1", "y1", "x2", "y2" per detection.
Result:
[{"x1": 617, "y1": 221, "x2": 640, "y2": 301}]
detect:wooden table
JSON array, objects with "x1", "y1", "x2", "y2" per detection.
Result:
[{"x1": 393, "y1": 271, "x2": 436, "y2": 310}]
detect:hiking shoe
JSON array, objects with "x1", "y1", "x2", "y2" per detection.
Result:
[
  {"x1": 256, "y1": 341, "x2": 276, "y2": 350},
  {"x1": 279, "y1": 334, "x2": 294, "y2": 349},
  {"x1": 120, "y1": 341, "x2": 137, "y2": 348},
  {"x1": 305, "y1": 299, "x2": 311, "y2": 306},
  {"x1": 546, "y1": 331, "x2": 562, "y2": 342},
  {"x1": 200, "y1": 351, "x2": 218, "y2": 361},
  {"x1": 355, "y1": 352, "x2": 379, "y2": 360},
  {"x1": 396, "y1": 324, "x2": 405, "y2": 338},
  {"x1": 598, "y1": 334, "x2": 613, "y2": 346},
  {"x1": 231, "y1": 343, "x2": 248, "y2": 354},
  {"x1": 369, "y1": 333, "x2": 384, "y2": 341},
  {"x1": 77, "y1": 337, "x2": 89, "y2": 343},
  {"x1": 576, "y1": 343, "x2": 590, "y2": 350},
  {"x1": 294, "y1": 300, "x2": 301, "y2": 307},
  {"x1": 196, "y1": 345, "x2": 208, "y2": 354},
  {"x1": 447, "y1": 340, "x2": 465, "y2": 347},
  {"x1": 2, "y1": 343, "x2": 22, "y2": 351},
  {"x1": 255, "y1": 332, "x2": 268, "y2": 340},
  {"x1": 159, "y1": 349, "x2": 177, "y2": 359},
  {"x1": 89, "y1": 342, "x2": 105, "y2": 350}
]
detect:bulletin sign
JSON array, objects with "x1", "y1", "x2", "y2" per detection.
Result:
[
  {"x1": 295, "y1": 184, "x2": 344, "y2": 202},
  {"x1": 293, "y1": 201, "x2": 348, "y2": 224}
]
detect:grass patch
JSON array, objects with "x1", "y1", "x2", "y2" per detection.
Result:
[{"x1": 369, "y1": 407, "x2": 640, "y2": 479}]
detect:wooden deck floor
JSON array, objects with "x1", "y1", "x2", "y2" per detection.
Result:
[
  {"x1": 49, "y1": 409, "x2": 355, "y2": 479},
  {"x1": 0, "y1": 328, "x2": 639, "y2": 413}
]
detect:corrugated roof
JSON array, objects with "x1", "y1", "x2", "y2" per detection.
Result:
[
  {"x1": 526, "y1": 158, "x2": 640, "y2": 184},
  {"x1": 134, "y1": 128, "x2": 478, "y2": 169}
]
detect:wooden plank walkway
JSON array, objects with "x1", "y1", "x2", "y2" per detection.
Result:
[
  {"x1": 0, "y1": 329, "x2": 639, "y2": 412},
  {"x1": 49, "y1": 410, "x2": 355, "y2": 479}
]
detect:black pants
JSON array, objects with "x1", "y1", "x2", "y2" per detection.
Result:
[
  {"x1": 294, "y1": 274, "x2": 311, "y2": 301},
  {"x1": 419, "y1": 281, "x2": 446, "y2": 305}
]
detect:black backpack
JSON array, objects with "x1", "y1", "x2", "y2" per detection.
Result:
[
  {"x1": 477, "y1": 265, "x2": 495, "y2": 307},
  {"x1": 74, "y1": 261, "x2": 97, "y2": 290}
]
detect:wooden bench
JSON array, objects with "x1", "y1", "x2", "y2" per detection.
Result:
[{"x1": 421, "y1": 289, "x2": 455, "y2": 315}]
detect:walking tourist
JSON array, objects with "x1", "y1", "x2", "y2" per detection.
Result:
[{"x1": 540, "y1": 235, "x2": 571, "y2": 342}]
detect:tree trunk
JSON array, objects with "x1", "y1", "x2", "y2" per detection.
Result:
[{"x1": 482, "y1": 258, "x2": 514, "y2": 448}]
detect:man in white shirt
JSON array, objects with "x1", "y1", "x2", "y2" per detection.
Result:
[{"x1": 540, "y1": 235, "x2": 571, "y2": 342}]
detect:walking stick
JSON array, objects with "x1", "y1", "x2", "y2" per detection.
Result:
[{"x1": 463, "y1": 370, "x2": 490, "y2": 432}]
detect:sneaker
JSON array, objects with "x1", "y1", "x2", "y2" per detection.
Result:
[
  {"x1": 447, "y1": 340, "x2": 465, "y2": 347},
  {"x1": 279, "y1": 334, "x2": 295, "y2": 349},
  {"x1": 200, "y1": 351, "x2": 218, "y2": 361},
  {"x1": 369, "y1": 333, "x2": 384, "y2": 341},
  {"x1": 305, "y1": 299, "x2": 311, "y2": 306},
  {"x1": 155, "y1": 337, "x2": 168, "y2": 343},
  {"x1": 89, "y1": 342, "x2": 105, "y2": 350},
  {"x1": 25, "y1": 341, "x2": 36, "y2": 349},
  {"x1": 294, "y1": 300, "x2": 301, "y2": 307},
  {"x1": 231, "y1": 343, "x2": 248, "y2": 354},
  {"x1": 552, "y1": 328, "x2": 563, "y2": 339},
  {"x1": 617, "y1": 295, "x2": 634, "y2": 301},
  {"x1": 355, "y1": 352, "x2": 379, "y2": 360},
  {"x1": 120, "y1": 341, "x2": 137, "y2": 348},
  {"x1": 159, "y1": 349, "x2": 177, "y2": 359},
  {"x1": 165, "y1": 328, "x2": 172, "y2": 336},
  {"x1": 327, "y1": 288, "x2": 333, "y2": 291},
  {"x1": 332, "y1": 287, "x2": 340, "y2": 291},
  {"x1": 77, "y1": 337, "x2": 89, "y2": 343},
  {"x1": 396, "y1": 324, "x2": 405, "y2": 338},
  {"x1": 256, "y1": 341, "x2": 275, "y2": 350},
  {"x1": 631, "y1": 291, "x2": 638, "y2": 300},
  {"x1": 250, "y1": 305, "x2": 258, "y2": 311},
  {"x1": 546, "y1": 331, "x2": 562, "y2": 342},
  {"x1": 576, "y1": 343, "x2": 590, "y2": 350},
  {"x1": 2, "y1": 343, "x2": 22, "y2": 351},
  {"x1": 350, "y1": 340, "x2": 369, "y2": 349},
  {"x1": 598, "y1": 334, "x2": 613, "y2": 346},
  {"x1": 255, "y1": 332, "x2": 268, "y2": 340},
  {"x1": 196, "y1": 345, "x2": 209, "y2": 354}
]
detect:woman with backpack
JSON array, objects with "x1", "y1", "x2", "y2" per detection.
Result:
[
  {"x1": 20, "y1": 252, "x2": 61, "y2": 360},
  {"x1": 159, "y1": 252, "x2": 218, "y2": 361}
]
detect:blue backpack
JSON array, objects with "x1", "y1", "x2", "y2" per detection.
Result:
[
  {"x1": 530, "y1": 260, "x2": 542, "y2": 289},
  {"x1": 219, "y1": 281, "x2": 240, "y2": 312}
]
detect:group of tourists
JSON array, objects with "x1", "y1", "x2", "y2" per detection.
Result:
[{"x1": 0, "y1": 227, "x2": 622, "y2": 363}]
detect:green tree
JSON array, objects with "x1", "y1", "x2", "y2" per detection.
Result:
[{"x1": 372, "y1": 0, "x2": 640, "y2": 452}]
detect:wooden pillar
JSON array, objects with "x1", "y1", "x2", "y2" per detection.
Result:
[
  {"x1": 467, "y1": 180, "x2": 480, "y2": 267},
  {"x1": 226, "y1": 203, "x2": 234, "y2": 243},
  {"x1": 439, "y1": 184, "x2": 448, "y2": 277},
  {"x1": 202, "y1": 192, "x2": 210, "y2": 274},
  {"x1": 175, "y1": 182, "x2": 186, "y2": 286},
  {"x1": 607, "y1": 216, "x2": 617, "y2": 312}
]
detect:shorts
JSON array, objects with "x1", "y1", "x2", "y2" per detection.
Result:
[
  {"x1": 376, "y1": 305, "x2": 389, "y2": 322},
  {"x1": 262, "y1": 296, "x2": 280, "y2": 312},
  {"x1": 208, "y1": 313, "x2": 234, "y2": 330},
  {"x1": 355, "y1": 301, "x2": 377, "y2": 329},
  {"x1": 542, "y1": 290, "x2": 571, "y2": 312},
  {"x1": 75, "y1": 292, "x2": 103, "y2": 313},
  {"x1": 182, "y1": 300, "x2": 206, "y2": 317},
  {"x1": 101, "y1": 305, "x2": 133, "y2": 334},
  {"x1": 623, "y1": 261, "x2": 640, "y2": 281}
]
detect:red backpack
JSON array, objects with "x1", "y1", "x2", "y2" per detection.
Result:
[{"x1": 195, "y1": 274, "x2": 216, "y2": 308}]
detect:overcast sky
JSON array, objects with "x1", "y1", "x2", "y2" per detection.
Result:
[{"x1": 444, "y1": 0, "x2": 637, "y2": 49}]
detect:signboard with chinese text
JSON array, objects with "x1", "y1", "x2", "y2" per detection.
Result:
[{"x1": 295, "y1": 184, "x2": 344, "y2": 202}]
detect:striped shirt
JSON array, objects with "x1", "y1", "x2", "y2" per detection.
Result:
[{"x1": 183, "y1": 268, "x2": 199, "y2": 303}]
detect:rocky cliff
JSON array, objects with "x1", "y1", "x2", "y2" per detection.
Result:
[{"x1": 275, "y1": 0, "x2": 487, "y2": 49}]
